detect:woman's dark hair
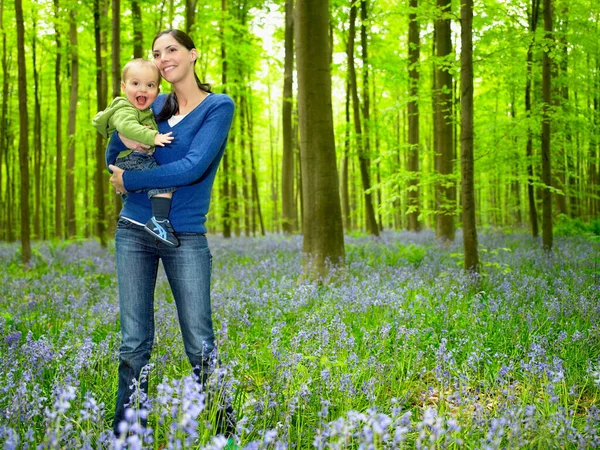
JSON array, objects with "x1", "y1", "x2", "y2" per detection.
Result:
[{"x1": 153, "y1": 29, "x2": 211, "y2": 121}]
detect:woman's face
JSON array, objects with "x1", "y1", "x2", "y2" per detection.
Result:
[{"x1": 152, "y1": 34, "x2": 197, "y2": 85}]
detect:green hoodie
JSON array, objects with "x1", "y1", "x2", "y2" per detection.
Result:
[{"x1": 92, "y1": 97, "x2": 158, "y2": 158}]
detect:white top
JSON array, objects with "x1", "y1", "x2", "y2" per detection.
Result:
[{"x1": 168, "y1": 114, "x2": 188, "y2": 127}]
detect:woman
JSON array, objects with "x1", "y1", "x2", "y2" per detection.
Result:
[{"x1": 106, "y1": 29, "x2": 235, "y2": 437}]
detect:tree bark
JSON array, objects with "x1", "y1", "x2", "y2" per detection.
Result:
[
  {"x1": 341, "y1": 76, "x2": 351, "y2": 231},
  {"x1": 541, "y1": 0, "x2": 553, "y2": 250},
  {"x1": 296, "y1": 0, "x2": 345, "y2": 278},
  {"x1": 246, "y1": 91, "x2": 265, "y2": 236},
  {"x1": 66, "y1": 9, "x2": 78, "y2": 238},
  {"x1": 407, "y1": 0, "x2": 421, "y2": 231},
  {"x1": 33, "y1": 15, "x2": 42, "y2": 239},
  {"x1": 434, "y1": 0, "x2": 455, "y2": 241},
  {"x1": 348, "y1": 0, "x2": 378, "y2": 236},
  {"x1": 526, "y1": 0, "x2": 540, "y2": 237},
  {"x1": 0, "y1": 0, "x2": 7, "y2": 238},
  {"x1": 54, "y1": 0, "x2": 63, "y2": 239},
  {"x1": 240, "y1": 93, "x2": 250, "y2": 236},
  {"x1": 460, "y1": 0, "x2": 479, "y2": 272},
  {"x1": 220, "y1": 0, "x2": 232, "y2": 238},
  {"x1": 112, "y1": 0, "x2": 121, "y2": 230},
  {"x1": 281, "y1": 0, "x2": 297, "y2": 234},
  {"x1": 94, "y1": 0, "x2": 108, "y2": 247},
  {"x1": 132, "y1": 0, "x2": 143, "y2": 58},
  {"x1": 185, "y1": 0, "x2": 198, "y2": 34},
  {"x1": 15, "y1": 0, "x2": 32, "y2": 263}
]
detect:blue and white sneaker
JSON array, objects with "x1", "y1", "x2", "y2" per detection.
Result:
[{"x1": 144, "y1": 217, "x2": 180, "y2": 247}]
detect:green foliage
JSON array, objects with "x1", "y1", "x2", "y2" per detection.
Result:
[{"x1": 554, "y1": 214, "x2": 600, "y2": 237}]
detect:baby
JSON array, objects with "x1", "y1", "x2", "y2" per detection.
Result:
[{"x1": 93, "y1": 58, "x2": 179, "y2": 247}]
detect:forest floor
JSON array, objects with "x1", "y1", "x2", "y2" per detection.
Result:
[{"x1": 0, "y1": 230, "x2": 599, "y2": 449}]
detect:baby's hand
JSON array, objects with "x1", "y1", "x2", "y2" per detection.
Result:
[{"x1": 154, "y1": 132, "x2": 174, "y2": 147}]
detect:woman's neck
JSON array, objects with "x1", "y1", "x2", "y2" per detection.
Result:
[{"x1": 173, "y1": 76, "x2": 208, "y2": 115}]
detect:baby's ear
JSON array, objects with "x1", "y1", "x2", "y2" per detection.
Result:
[{"x1": 120, "y1": 80, "x2": 126, "y2": 91}]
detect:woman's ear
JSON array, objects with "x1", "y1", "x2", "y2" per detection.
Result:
[{"x1": 190, "y1": 48, "x2": 198, "y2": 64}]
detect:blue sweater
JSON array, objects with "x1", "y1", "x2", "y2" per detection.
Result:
[{"x1": 105, "y1": 93, "x2": 234, "y2": 233}]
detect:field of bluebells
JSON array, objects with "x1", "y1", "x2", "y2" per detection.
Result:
[{"x1": 1, "y1": 230, "x2": 600, "y2": 449}]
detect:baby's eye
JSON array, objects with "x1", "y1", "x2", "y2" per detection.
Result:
[{"x1": 132, "y1": 81, "x2": 139, "y2": 86}]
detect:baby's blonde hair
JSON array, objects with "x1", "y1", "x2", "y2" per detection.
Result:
[{"x1": 122, "y1": 58, "x2": 161, "y2": 84}]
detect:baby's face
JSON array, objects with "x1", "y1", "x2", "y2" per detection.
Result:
[{"x1": 121, "y1": 65, "x2": 160, "y2": 110}]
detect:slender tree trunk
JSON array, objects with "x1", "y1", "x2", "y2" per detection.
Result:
[
  {"x1": 434, "y1": 0, "x2": 455, "y2": 241},
  {"x1": 66, "y1": 10, "x2": 78, "y2": 238},
  {"x1": 54, "y1": 0, "x2": 63, "y2": 238},
  {"x1": 0, "y1": 0, "x2": 7, "y2": 238},
  {"x1": 360, "y1": 0, "x2": 379, "y2": 234},
  {"x1": 559, "y1": 13, "x2": 574, "y2": 216},
  {"x1": 526, "y1": 0, "x2": 540, "y2": 237},
  {"x1": 220, "y1": 0, "x2": 232, "y2": 238},
  {"x1": 112, "y1": 0, "x2": 121, "y2": 230},
  {"x1": 32, "y1": 16, "x2": 42, "y2": 239},
  {"x1": 185, "y1": 0, "x2": 198, "y2": 34},
  {"x1": 281, "y1": 0, "x2": 297, "y2": 234},
  {"x1": 240, "y1": 93, "x2": 250, "y2": 236},
  {"x1": 348, "y1": 0, "x2": 378, "y2": 236},
  {"x1": 94, "y1": 0, "x2": 108, "y2": 247},
  {"x1": 15, "y1": 0, "x2": 31, "y2": 264},
  {"x1": 132, "y1": 0, "x2": 143, "y2": 58},
  {"x1": 541, "y1": 0, "x2": 553, "y2": 250},
  {"x1": 460, "y1": 0, "x2": 479, "y2": 272},
  {"x1": 407, "y1": 0, "x2": 421, "y2": 231},
  {"x1": 341, "y1": 76, "x2": 351, "y2": 231},
  {"x1": 296, "y1": 0, "x2": 345, "y2": 278},
  {"x1": 246, "y1": 92, "x2": 265, "y2": 236}
]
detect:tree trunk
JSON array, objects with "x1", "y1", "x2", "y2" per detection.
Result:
[
  {"x1": 33, "y1": 16, "x2": 42, "y2": 239},
  {"x1": 407, "y1": 0, "x2": 420, "y2": 231},
  {"x1": 348, "y1": 0, "x2": 378, "y2": 236},
  {"x1": 94, "y1": 0, "x2": 108, "y2": 247},
  {"x1": 240, "y1": 93, "x2": 250, "y2": 236},
  {"x1": 296, "y1": 0, "x2": 345, "y2": 278},
  {"x1": 434, "y1": 0, "x2": 455, "y2": 241},
  {"x1": 185, "y1": 0, "x2": 198, "y2": 34},
  {"x1": 112, "y1": 0, "x2": 121, "y2": 230},
  {"x1": 341, "y1": 77, "x2": 351, "y2": 231},
  {"x1": 590, "y1": 99, "x2": 599, "y2": 220},
  {"x1": 281, "y1": 0, "x2": 297, "y2": 234},
  {"x1": 66, "y1": 10, "x2": 78, "y2": 238},
  {"x1": 246, "y1": 91, "x2": 265, "y2": 236},
  {"x1": 15, "y1": 0, "x2": 32, "y2": 264},
  {"x1": 132, "y1": 0, "x2": 143, "y2": 58},
  {"x1": 0, "y1": 0, "x2": 7, "y2": 238},
  {"x1": 54, "y1": 0, "x2": 63, "y2": 239},
  {"x1": 541, "y1": 0, "x2": 553, "y2": 250},
  {"x1": 559, "y1": 13, "x2": 575, "y2": 216},
  {"x1": 220, "y1": 0, "x2": 232, "y2": 238},
  {"x1": 460, "y1": 0, "x2": 479, "y2": 272},
  {"x1": 526, "y1": 0, "x2": 540, "y2": 237}
]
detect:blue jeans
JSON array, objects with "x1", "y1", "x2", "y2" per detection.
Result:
[
  {"x1": 112, "y1": 218, "x2": 215, "y2": 433},
  {"x1": 116, "y1": 151, "x2": 176, "y2": 198}
]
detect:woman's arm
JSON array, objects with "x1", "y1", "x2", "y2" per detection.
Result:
[{"x1": 122, "y1": 96, "x2": 234, "y2": 192}]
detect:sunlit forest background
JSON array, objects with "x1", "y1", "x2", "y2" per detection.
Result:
[{"x1": 1, "y1": 0, "x2": 599, "y2": 245}]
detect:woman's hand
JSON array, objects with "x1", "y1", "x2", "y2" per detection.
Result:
[
  {"x1": 108, "y1": 165, "x2": 127, "y2": 195},
  {"x1": 118, "y1": 132, "x2": 151, "y2": 152}
]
